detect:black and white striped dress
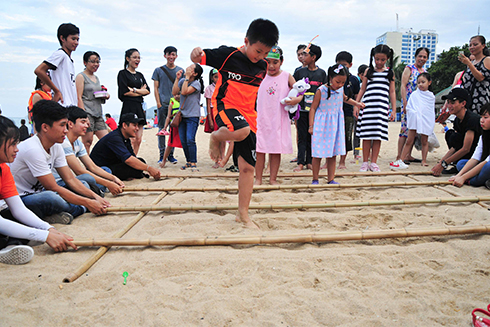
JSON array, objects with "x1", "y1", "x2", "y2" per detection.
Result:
[{"x1": 356, "y1": 70, "x2": 390, "y2": 141}]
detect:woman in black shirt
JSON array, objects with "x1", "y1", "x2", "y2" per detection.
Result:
[{"x1": 117, "y1": 48, "x2": 150, "y2": 155}]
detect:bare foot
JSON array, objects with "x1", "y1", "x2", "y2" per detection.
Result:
[
  {"x1": 209, "y1": 133, "x2": 221, "y2": 161},
  {"x1": 293, "y1": 164, "x2": 303, "y2": 172},
  {"x1": 306, "y1": 164, "x2": 312, "y2": 170},
  {"x1": 235, "y1": 215, "x2": 260, "y2": 230},
  {"x1": 337, "y1": 164, "x2": 347, "y2": 170},
  {"x1": 254, "y1": 179, "x2": 262, "y2": 186},
  {"x1": 269, "y1": 180, "x2": 279, "y2": 185},
  {"x1": 421, "y1": 162, "x2": 429, "y2": 166},
  {"x1": 212, "y1": 162, "x2": 220, "y2": 169},
  {"x1": 264, "y1": 168, "x2": 270, "y2": 174},
  {"x1": 320, "y1": 163, "x2": 327, "y2": 170}
]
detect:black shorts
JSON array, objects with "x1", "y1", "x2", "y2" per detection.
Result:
[
  {"x1": 234, "y1": 131, "x2": 256, "y2": 167},
  {"x1": 215, "y1": 108, "x2": 249, "y2": 131}
]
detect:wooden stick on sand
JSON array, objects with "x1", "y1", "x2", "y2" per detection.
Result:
[
  {"x1": 63, "y1": 179, "x2": 185, "y2": 283},
  {"x1": 159, "y1": 171, "x2": 434, "y2": 179},
  {"x1": 73, "y1": 225, "x2": 490, "y2": 247},
  {"x1": 123, "y1": 181, "x2": 452, "y2": 193},
  {"x1": 105, "y1": 195, "x2": 490, "y2": 213}
]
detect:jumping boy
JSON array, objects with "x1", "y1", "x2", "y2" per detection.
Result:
[
  {"x1": 34, "y1": 23, "x2": 79, "y2": 107},
  {"x1": 190, "y1": 18, "x2": 279, "y2": 229}
]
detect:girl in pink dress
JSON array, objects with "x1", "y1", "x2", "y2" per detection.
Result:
[{"x1": 255, "y1": 46, "x2": 302, "y2": 185}]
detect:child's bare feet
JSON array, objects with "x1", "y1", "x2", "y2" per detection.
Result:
[
  {"x1": 421, "y1": 161, "x2": 429, "y2": 167},
  {"x1": 269, "y1": 180, "x2": 279, "y2": 185},
  {"x1": 254, "y1": 179, "x2": 262, "y2": 186},
  {"x1": 337, "y1": 164, "x2": 347, "y2": 170},
  {"x1": 306, "y1": 164, "x2": 312, "y2": 170},
  {"x1": 320, "y1": 162, "x2": 327, "y2": 170},
  {"x1": 264, "y1": 167, "x2": 270, "y2": 174},
  {"x1": 209, "y1": 133, "x2": 221, "y2": 161},
  {"x1": 212, "y1": 162, "x2": 220, "y2": 169},
  {"x1": 293, "y1": 164, "x2": 303, "y2": 172}
]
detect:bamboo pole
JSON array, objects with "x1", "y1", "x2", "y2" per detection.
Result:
[
  {"x1": 73, "y1": 225, "x2": 490, "y2": 247},
  {"x1": 63, "y1": 179, "x2": 184, "y2": 283},
  {"x1": 105, "y1": 195, "x2": 490, "y2": 213},
  {"x1": 158, "y1": 171, "x2": 433, "y2": 179},
  {"x1": 122, "y1": 181, "x2": 452, "y2": 193}
]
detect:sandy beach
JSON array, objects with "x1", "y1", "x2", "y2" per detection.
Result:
[{"x1": 1, "y1": 122, "x2": 490, "y2": 326}]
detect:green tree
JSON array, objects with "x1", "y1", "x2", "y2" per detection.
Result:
[{"x1": 428, "y1": 44, "x2": 468, "y2": 94}]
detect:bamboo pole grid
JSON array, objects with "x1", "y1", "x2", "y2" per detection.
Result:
[{"x1": 63, "y1": 172, "x2": 490, "y2": 283}]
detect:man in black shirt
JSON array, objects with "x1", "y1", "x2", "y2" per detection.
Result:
[
  {"x1": 90, "y1": 113, "x2": 161, "y2": 181},
  {"x1": 432, "y1": 88, "x2": 481, "y2": 176}
]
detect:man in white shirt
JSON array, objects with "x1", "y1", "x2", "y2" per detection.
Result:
[
  {"x1": 34, "y1": 23, "x2": 79, "y2": 107},
  {"x1": 59, "y1": 106, "x2": 125, "y2": 196},
  {"x1": 10, "y1": 100, "x2": 110, "y2": 224}
]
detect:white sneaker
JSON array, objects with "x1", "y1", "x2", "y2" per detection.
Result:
[
  {"x1": 0, "y1": 245, "x2": 34, "y2": 265},
  {"x1": 44, "y1": 212, "x2": 73, "y2": 225},
  {"x1": 390, "y1": 159, "x2": 408, "y2": 170},
  {"x1": 359, "y1": 162, "x2": 369, "y2": 172}
]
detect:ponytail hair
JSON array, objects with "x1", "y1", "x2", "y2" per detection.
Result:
[
  {"x1": 124, "y1": 48, "x2": 139, "y2": 69},
  {"x1": 366, "y1": 44, "x2": 394, "y2": 81},
  {"x1": 326, "y1": 64, "x2": 348, "y2": 100},
  {"x1": 194, "y1": 64, "x2": 205, "y2": 94},
  {"x1": 0, "y1": 116, "x2": 20, "y2": 174}
]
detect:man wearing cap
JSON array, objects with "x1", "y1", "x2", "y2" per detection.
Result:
[
  {"x1": 431, "y1": 88, "x2": 481, "y2": 176},
  {"x1": 152, "y1": 46, "x2": 183, "y2": 164},
  {"x1": 90, "y1": 113, "x2": 161, "y2": 181}
]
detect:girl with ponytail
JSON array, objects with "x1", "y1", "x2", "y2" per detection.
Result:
[
  {"x1": 355, "y1": 44, "x2": 396, "y2": 172},
  {"x1": 117, "y1": 48, "x2": 150, "y2": 155}
]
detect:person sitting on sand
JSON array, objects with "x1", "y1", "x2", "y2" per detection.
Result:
[
  {"x1": 431, "y1": 88, "x2": 481, "y2": 176},
  {"x1": 90, "y1": 113, "x2": 161, "y2": 181},
  {"x1": 191, "y1": 18, "x2": 279, "y2": 229},
  {"x1": 8, "y1": 100, "x2": 109, "y2": 224},
  {"x1": 0, "y1": 116, "x2": 77, "y2": 265},
  {"x1": 59, "y1": 106, "x2": 125, "y2": 196}
]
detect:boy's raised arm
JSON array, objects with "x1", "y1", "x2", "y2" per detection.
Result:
[{"x1": 191, "y1": 47, "x2": 204, "y2": 63}]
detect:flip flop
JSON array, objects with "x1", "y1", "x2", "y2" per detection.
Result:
[
  {"x1": 408, "y1": 158, "x2": 422, "y2": 163},
  {"x1": 472, "y1": 307, "x2": 490, "y2": 327},
  {"x1": 180, "y1": 163, "x2": 192, "y2": 170}
]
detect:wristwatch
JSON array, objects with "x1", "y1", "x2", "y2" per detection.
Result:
[
  {"x1": 133, "y1": 87, "x2": 137, "y2": 93},
  {"x1": 441, "y1": 160, "x2": 448, "y2": 169}
]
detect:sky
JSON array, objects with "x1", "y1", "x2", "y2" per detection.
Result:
[{"x1": 0, "y1": 0, "x2": 488, "y2": 121}]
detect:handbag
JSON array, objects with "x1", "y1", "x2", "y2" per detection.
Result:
[{"x1": 170, "y1": 110, "x2": 182, "y2": 128}]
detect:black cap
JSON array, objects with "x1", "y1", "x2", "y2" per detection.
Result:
[
  {"x1": 120, "y1": 113, "x2": 145, "y2": 125},
  {"x1": 442, "y1": 88, "x2": 470, "y2": 104}
]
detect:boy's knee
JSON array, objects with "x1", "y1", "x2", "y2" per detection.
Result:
[{"x1": 235, "y1": 127, "x2": 250, "y2": 142}]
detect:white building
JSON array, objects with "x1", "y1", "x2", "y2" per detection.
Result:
[{"x1": 376, "y1": 29, "x2": 438, "y2": 69}]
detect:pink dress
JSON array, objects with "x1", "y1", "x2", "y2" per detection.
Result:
[{"x1": 256, "y1": 71, "x2": 293, "y2": 154}]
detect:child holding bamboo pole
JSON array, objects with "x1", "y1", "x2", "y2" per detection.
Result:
[{"x1": 309, "y1": 64, "x2": 365, "y2": 184}]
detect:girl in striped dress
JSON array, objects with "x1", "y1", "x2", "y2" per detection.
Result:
[{"x1": 354, "y1": 44, "x2": 396, "y2": 172}]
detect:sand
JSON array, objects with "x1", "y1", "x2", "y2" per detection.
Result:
[{"x1": 1, "y1": 122, "x2": 490, "y2": 326}]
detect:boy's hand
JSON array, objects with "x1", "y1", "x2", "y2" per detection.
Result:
[
  {"x1": 191, "y1": 47, "x2": 204, "y2": 63},
  {"x1": 53, "y1": 90, "x2": 64, "y2": 104},
  {"x1": 176, "y1": 70, "x2": 183, "y2": 80},
  {"x1": 308, "y1": 126, "x2": 313, "y2": 135}
]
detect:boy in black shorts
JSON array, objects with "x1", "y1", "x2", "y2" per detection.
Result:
[{"x1": 191, "y1": 18, "x2": 279, "y2": 229}]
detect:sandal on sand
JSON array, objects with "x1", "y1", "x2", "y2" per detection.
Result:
[
  {"x1": 181, "y1": 163, "x2": 192, "y2": 170},
  {"x1": 472, "y1": 306, "x2": 490, "y2": 327},
  {"x1": 190, "y1": 164, "x2": 199, "y2": 172}
]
